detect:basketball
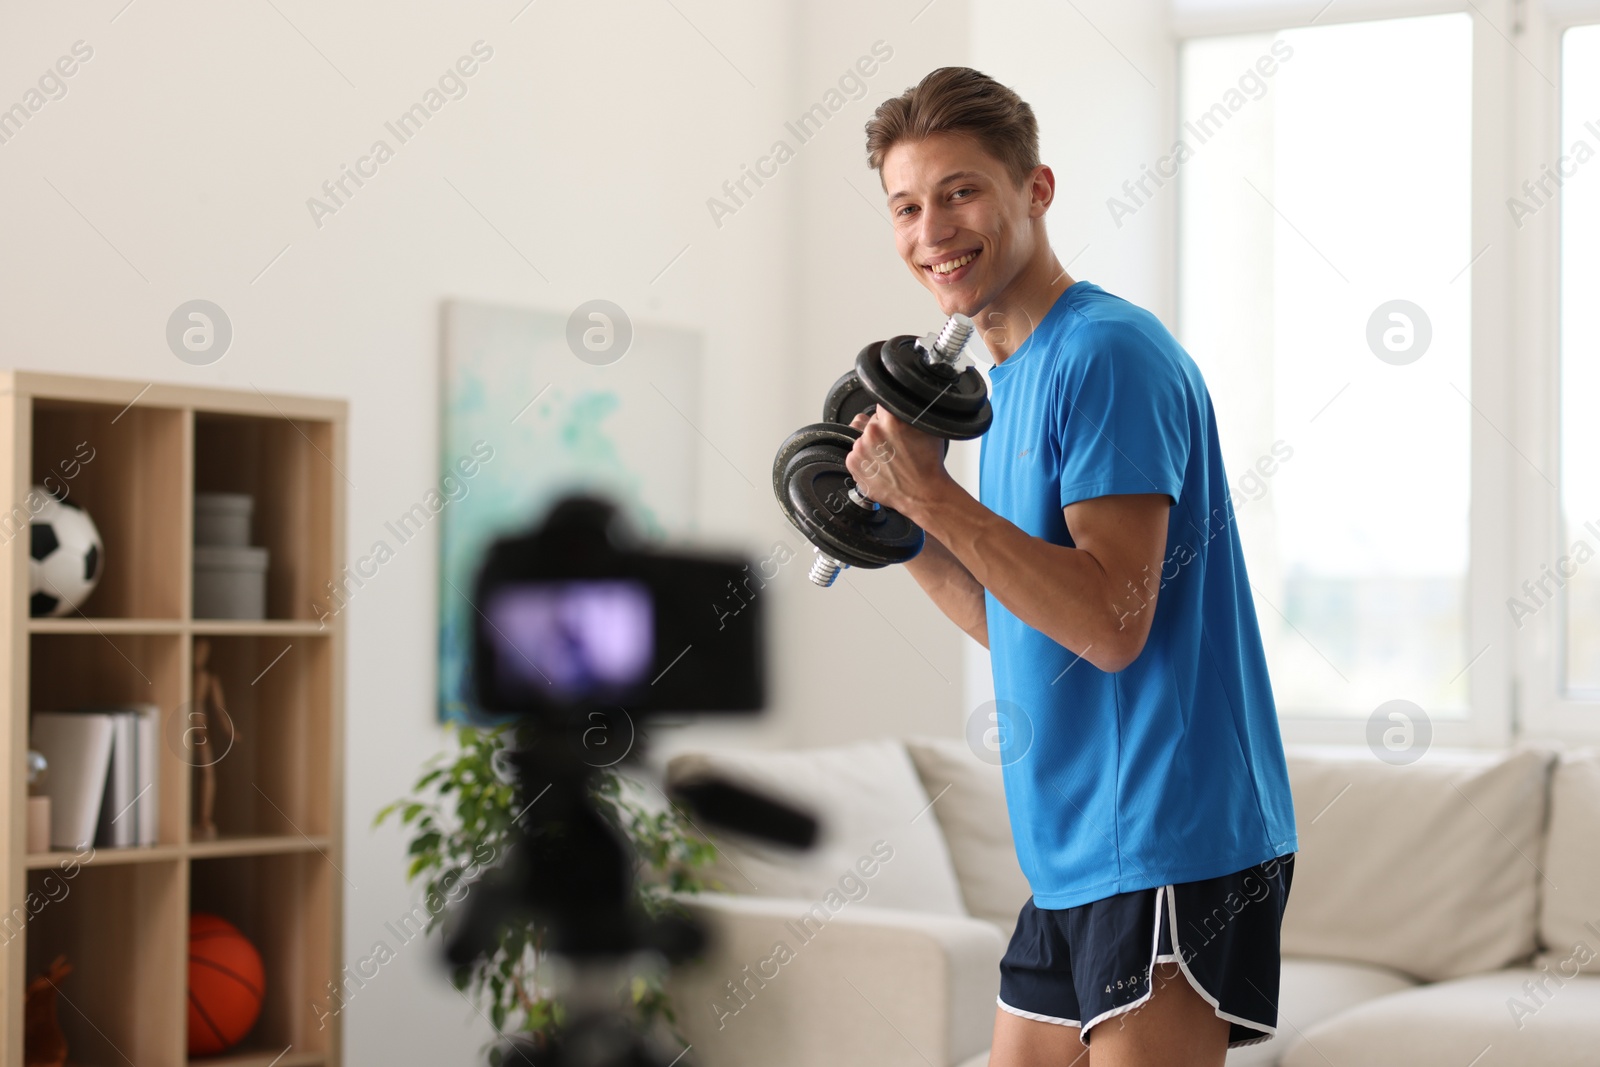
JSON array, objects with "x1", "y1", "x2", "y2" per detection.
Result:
[{"x1": 187, "y1": 913, "x2": 265, "y2": 1055}]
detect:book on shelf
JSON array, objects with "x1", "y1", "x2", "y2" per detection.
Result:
[
  {"x1": 30, "y1": 704, "x2": 160, "y2": 851},
  {"x1": 95, "y1": 703, "x2": 159, "y2": 848},
  {"x1": 29, "y1": 712, "x2": 113, "y2": 851}
]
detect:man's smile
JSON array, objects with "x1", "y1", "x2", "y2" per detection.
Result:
[{"x1": 925, "y1": 248, "x2": 981, "y2": 283}]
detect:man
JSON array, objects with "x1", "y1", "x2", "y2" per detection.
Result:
[{"x1": 844, "y1": 67, "x2": 1299, "y2": 1067}]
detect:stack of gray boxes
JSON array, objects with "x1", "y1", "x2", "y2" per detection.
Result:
[{"x1": 193, "y1": 492, "x2": 269, "y2": 619}]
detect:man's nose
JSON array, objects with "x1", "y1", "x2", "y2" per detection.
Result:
[{"x1": 914, "y1": 204, "x2": 958, "y2": 247}]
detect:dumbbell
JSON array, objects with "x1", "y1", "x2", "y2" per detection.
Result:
[{"x1": 773, "y1": 315, "x2": 991, "y2": 588}]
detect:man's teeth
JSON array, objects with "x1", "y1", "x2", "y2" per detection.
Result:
[{"x1": 931, "y1": 252, "x2": 977, "y2": 275}]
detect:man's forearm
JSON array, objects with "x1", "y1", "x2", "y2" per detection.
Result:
[
  {"x1": 904, "y1": 532, "x2": 989, "y2": 647},
  {"x1": 907, "y1": 479, "x2": 1135, "y2": 671}
]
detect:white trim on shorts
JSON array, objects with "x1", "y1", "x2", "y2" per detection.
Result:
[
  {"x1": 1065, "y1": 884, "x2": 1276, "y2": 1050},
  {"x1": 1076, "y1": 885, "x2": 1171, "y2": 1041},
  {"x1": 996, "y1": 997, "x2": 1080, "y2": 1028},
  {"x1": 1162, "y1": 879, "x2": 1277, "y2": 1049}
]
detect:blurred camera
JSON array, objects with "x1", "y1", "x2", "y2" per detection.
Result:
[{"x1": 472, "y1": 495, "x2": 765, "y2": 724}]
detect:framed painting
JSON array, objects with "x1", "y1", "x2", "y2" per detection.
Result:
[{"x1": 438, "y1": 299, "x2": 702, "y2": 721}]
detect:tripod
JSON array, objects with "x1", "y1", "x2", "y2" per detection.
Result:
[{"x1": 446, "y1": 721, "x2": 816, "y2": 1067}]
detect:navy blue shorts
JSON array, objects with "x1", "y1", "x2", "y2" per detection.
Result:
[{"x1": 998, "y1": 853, "x2": 1295, "y2": 1048}]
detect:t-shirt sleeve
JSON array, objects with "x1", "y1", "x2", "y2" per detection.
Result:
[{"x1": 1055, "y1": 321, "x2": 1189, "y2": 508}]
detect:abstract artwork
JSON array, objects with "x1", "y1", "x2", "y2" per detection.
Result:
[{"x1": 438, "y1": 299, "x2": 702, "y2": 721}]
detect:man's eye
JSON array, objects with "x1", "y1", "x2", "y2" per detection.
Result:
[
  {"x1": 951, "y1": 187, "x2": 975, "y2": 200},
  {"x1": 896, "y1": 204, "x2": 918, "y2": 217}
]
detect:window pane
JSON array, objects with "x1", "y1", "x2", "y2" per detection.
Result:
[
  {"x1": 1178, "y1": 14, "x2": 1474, "y2": 717},
  {"x1": 1563, "y1": 24, "x2": 1600, "y2": 694}
]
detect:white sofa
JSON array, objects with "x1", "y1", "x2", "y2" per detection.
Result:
[{"x1": 662, "y1": 738, "x2": 1600, "y2": 1067}]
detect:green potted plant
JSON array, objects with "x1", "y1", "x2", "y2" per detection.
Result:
[{"x1": 376, "y1": 723, "x2": 716, "y2": 1061}]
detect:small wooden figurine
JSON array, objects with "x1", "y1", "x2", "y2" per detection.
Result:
[{"x1": 192, "y1": 638, "x2": 240, "y2": 841}]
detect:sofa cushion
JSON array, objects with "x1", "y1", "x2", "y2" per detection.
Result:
[
  {"x1": 905, "y1": 736, "x2": 1032, "y2": 935},
  {"x1": 670, "y1": 894, "x2": 1004, "y2": 1067},
  {"x1": 1225, "y1": 957, "x2": 1418, "y2": 1066},
  {"x1": 1538, "y1": 749, "x2": 1600, "y2": 976},
  {"x1": 1279, "y1": 970, "x2": 1600, "y2": 1067},
  {"x1": 666, "y1": 739, "x2": 968, "y2": 917},
  {"x1": 1282, "y1": 746, "x2": 1555, "y2": 981}
]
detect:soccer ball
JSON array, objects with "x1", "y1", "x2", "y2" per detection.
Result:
[{"x1": 30, "y1": 488, "x2": 103, "y2": 617}]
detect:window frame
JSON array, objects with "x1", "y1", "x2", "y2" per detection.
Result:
[
  {"x1": 1172, "y1": 0, "x2": 1600, "y2": 747},
  {"x1": 1514, "y1": 1, "x2": 1600, "y2": 741}
]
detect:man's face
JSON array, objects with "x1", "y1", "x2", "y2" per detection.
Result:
[{"x1": 882, "y1": 132, "x2": 1039, "y2": 317}]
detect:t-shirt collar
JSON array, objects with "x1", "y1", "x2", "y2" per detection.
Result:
[{"x1": 990, "y1": 280, "x2": 1097, "y2": 383}]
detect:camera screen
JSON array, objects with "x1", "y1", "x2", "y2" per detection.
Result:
[{"x1": 484, "y1": 581, "x2": 654, "y2": 700}]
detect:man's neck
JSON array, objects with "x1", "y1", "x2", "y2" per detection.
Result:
[{"x1": 980, "y1": 253, "x2": 1076, "y2": 363}]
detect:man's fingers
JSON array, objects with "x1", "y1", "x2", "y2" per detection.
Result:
[{"x1": 844, "y1": 445, "x2": 864, "y2": 481}]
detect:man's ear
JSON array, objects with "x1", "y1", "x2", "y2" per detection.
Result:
[{"x1": 1029, "y1": 164, "x2": 1056, "y2": 217}]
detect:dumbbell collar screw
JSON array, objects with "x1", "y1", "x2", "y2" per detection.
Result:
[
  {"x1": 916, "y1": 314, "x2": 975, "y2": 368},
  {"x1": 809, "y1": 551, "x2": 846, "y2": 587}
]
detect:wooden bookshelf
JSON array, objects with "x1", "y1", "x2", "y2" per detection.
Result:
[{"x1": 1, "y1": 372, "x2": 346, "y2": 1066}]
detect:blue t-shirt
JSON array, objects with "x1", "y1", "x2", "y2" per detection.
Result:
[{"x1": 980, "y1": 280, "x2": 1297, "y2": 909}]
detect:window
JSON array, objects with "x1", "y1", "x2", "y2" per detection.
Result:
[
  {"x1": 1562, "y1": 24, "x2": 1600, "y2": 695},
  {"x1": 1178, "y1": 14, "x2": 1475, "y2": 718}
]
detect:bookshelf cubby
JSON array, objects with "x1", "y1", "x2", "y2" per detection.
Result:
[
  {"x1": 2, "y1": 373, "x2": 346, "y2": 1066},
  {"x1": 194, "y1": 413, "x2": 336, "y2": 622},
  {"x1": 30, "y1": 631, "x2": 187, "y2": 846},
  {"x1": 31, "y1": 399, "x2": 186, "y2": 620},
  {"x1": 196, "y1": 634, "x2": 332, "y2": 843},
  {"x1": 191, "y1": 852, "x2": 334, "y2": 1060},
  {"x1": 23, "y1": 859, "x2": 186, "y2": 1064}
]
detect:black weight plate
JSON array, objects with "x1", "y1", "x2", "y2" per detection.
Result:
[
  {"x1": 824, "y1": 359, "x2": 950, "y2": 458},
  {"x1": 856, "y1": 336, "x2": 948, "y2": 414},
  {"x1": 879, "y1": 335, "x2": 988, "y2": 415},
  {"x1": 778, "y1": 427, "x2": 923, "y2": 567},
  {"x1": 786, "y1": 458, "x2": 923, "y2": 568},
  {"x1": 822, "y1": 365, "x2": 878, "y2": 425},
  {"x1": 857, "y1": 341, "x2": 993, "y2": 440},
  {"x1": 770, "y1": 423, "x2": 923, "y2": 569},
  {"x1": 772, "y1": 423, "x2": 842, "y2": 508},
  {"x1": 773, "y1": 436, "x2": 906, "y2": 568}
]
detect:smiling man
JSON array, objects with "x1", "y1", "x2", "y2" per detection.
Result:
[{"x1": 843, "y1": 68, "x2": 1299, "y2": 1067}]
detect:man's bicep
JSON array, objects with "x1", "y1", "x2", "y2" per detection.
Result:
[{"x1": 1062, "y1": 493, "x2": 1171, "y2": 654}]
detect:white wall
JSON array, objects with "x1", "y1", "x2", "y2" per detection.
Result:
[
  {"x1": 974, "y1": 0, "x2": 1177, "y2": 320},
  {"x1": 2, "y1": 2, "x2": 797, "y2": 1061},
  {"x1": 0, "y1": 0, "x2": 1174, "y2": 1060}
]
